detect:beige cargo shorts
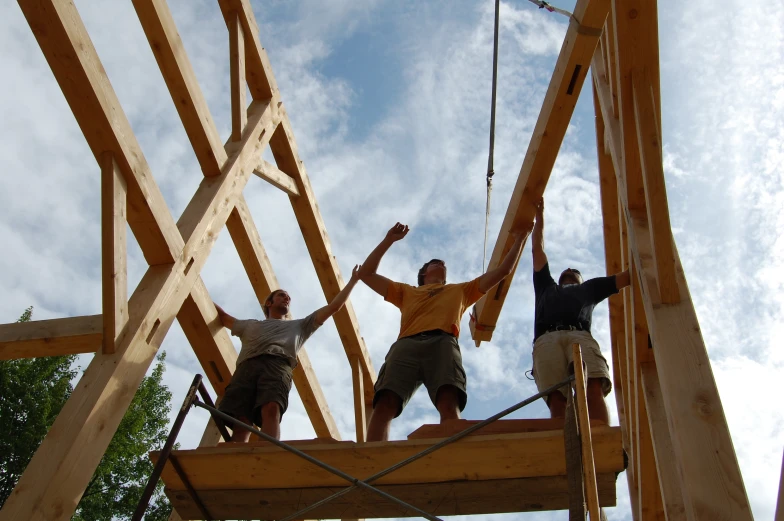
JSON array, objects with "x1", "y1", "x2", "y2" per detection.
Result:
[{"x1": 532, "y1": 330, "x2": 612, "y2": 400}]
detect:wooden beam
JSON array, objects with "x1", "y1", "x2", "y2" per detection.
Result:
[
  {"x1": 178, "y1": 279, "x2": 237, "y2": 396},
  {"x1": 640, "y1": 362, "x2": 687, "y2": 521},
  {"x1": 351, "y1": 355, "x2": 368, "y2": 442},
  {"x1": 470, "y1": 0, "x2": 611, "y2": 343},
  {"x1": 152, "y1": 428, "x2": 625, "y2": 491},
  {"x1": 132, "y1": 0, "x2": 228, "y2": 177},
  {"x1": 229, "y1": 11, "x2": 247, "y2": 142},
  {"x1": 253, "y1": 158, "x2": 300, "y2": 196},
  {"x1": 226, "y1": 197, "x2": 341, "y2": 440},
  {"x1": 594, "y1": 82, "x2": 627, "y2": 432},
  {"x1": 0, "y1": 315, "x2": 103, "y2": 360},
  {"x1": 777, "y1": 449, "x2": 784, "y2": 521},
  {"x1": 19, "y1": 0, "x2": 181, "y2": 265},
  {"x1": 217, "y1": 0, "x2": 278, "y2": 101},
  {"x1": 631, "y1": 69, "x2": 679, "y2": 304},
  {"x1": 167, "y1": 474, "x2": 619, "y2": 520},
  {"x1": 270, "y1": 114, "x2": 376, "y2": 403},
  {"x1": 572, "y1": 345, "x2": 601, "y2": 521},
  {"x1": 407, "y1": 418, "x2": 607, "y2": 440},
  {"x1": 0, "y1": 93, "x2": 275, "y2": 521},
  {"x1": 101, "y1": 152, "x2": 128, "y2": 355}
]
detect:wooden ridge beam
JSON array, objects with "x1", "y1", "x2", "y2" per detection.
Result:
[
  {"x1": 0, "y1": 315, "x2": 103, "y2": 360},
  {"x1": 253, "y1": 158, "x2": 300, "y2": 196},
  {"x1": 166, "y1": 474, "x2": 619, "y2": 520},
  {"x1": 152, "y1": 427, "x2": 624, "y2": 491},
  {"x1": 101, "y1": 152, "x2": 128, "y2": 355},
  {"x1": 470, "y1": 0, "x2": 611, "y2": 344},
  {"x1": 19, "y1": 0, "x2": 181, "y2": 266},
  {"x1": 132, "y1": 0, "x2": 228, "y2": 176}
]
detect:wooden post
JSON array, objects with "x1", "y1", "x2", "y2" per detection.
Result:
[
  {"x1": 351, "y1": 355, "x2": 368, "y2": 443},
  {"x1": 777, "y1": 449, "x2": 784, "y2": 521},
  {"x1": 101, "y1": 152, "x2": 128, "y2": 355},
  {"x1": 229, "y1": 11, "x2": 246, "y2": 142},
  {"x1": 572, "y1": 343, "x2": 601, "y2": 521}
]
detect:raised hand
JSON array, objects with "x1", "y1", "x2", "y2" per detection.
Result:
[
  {"x1": 350, "y1": 264, "x2": 363, "y2": 281},
  {"x1": 385, "y1": 222, "x2": 410, "y2": 243}
]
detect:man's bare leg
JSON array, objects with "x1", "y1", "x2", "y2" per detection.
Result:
[
  {"x1": 366, "y1": 391, "x2": 401, "y2": 442},
  {"x1": 547, "y1": 391, "x2": 567, "y2": 418},
  {"x1": 586, "y1": 378, "x2": 610, "y2": 424},
  {"x1": 435, "y1": 385, "x2": 461, "y2": 422},
  {"x1": 258, "y1": 402, "x2": 282, "y2": 440},
  {"x1": 230, "y1": 416, "x2": 252, "y2": 442}
]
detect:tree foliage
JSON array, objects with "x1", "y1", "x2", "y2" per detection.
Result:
[{"x1": 0, "y1": 307, "x2": 175, "y2": 520}]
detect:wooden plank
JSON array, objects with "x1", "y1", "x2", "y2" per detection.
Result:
[
  {"x1": 229, "y1": 11, "x2": 247, "y2": 142},
  {"x1": 152, "y1": 428, "x2": 625, "y2": 491},
  {"x1": 470, "y1": 0, "x2": 611, "y2": 343},
  {"x1": 777, "y1": 449, "x2": 784, "y2": 521},
  {"x1": 407, "y1": 418, "x2": 606, "y2": 440},
  {"x1": 631, "y1": 69, "x2": 679, "y2": 304},
  {"x1": 132, "y1": 0, "x2": 228, "y2": 177},
  {"x1": 352, "y1": 355, "x2": 368, "y2": 443},
  {"x1": 19, "y1": 0, "x2": 181, "y2": 265},
  {"x1": 101, "y1": 152, "x2": 128, "y2": 355},
  {"x1": 572, "y1": 345, "x2": 601, "y2": 521},
  {"x1": 594, "y1": 82, "x2": 627, "y2": 431},
  {"x1": 167, "y1": 474, "x2": 619, "y2": 519},
  {"x1": 640, "y1": 362, "x2": 687, "y2": 521},
  {"x1": 217, "y1": 0, "x2": 278, "y2": 100},
  {"x1": 226, "y1": 197, "x2": 341, "y2": 440},
  {"x1": 0, "y1": 315, "x2": 103, "y2": 360},
  {"x1": 178, "y1": 279, "x2": 237, "y2": 396},
  {"x1": 253, "y1": 158, "x2": 301, "y2": 196},
  {"x1": 270, "y1": 114, "x2": 376, "y2": 402}
]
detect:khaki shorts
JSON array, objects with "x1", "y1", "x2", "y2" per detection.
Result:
[
  {"x1": 532, "y1": 330, "x2": 612, "y2": 400},
  {"x1": 218, "y1": 354, "x2": 293, "y2": 427},
  {"x1": 373, "y1": 330, "x2": 468, "y2": 417}
]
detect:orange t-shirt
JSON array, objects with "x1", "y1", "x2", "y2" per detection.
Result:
[{"x1": 385, "y1": 278, "x2": 485, "y2": 339}]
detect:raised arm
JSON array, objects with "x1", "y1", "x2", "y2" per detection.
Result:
[
  {"x1": 478, "y1": 228, "x2": 529, "y2": 293},
  {"x1": 359, "y1": 223, "x2": 409, "y2": 297},
  {"x1": 314, "y1": 265, "x2": 362, "y2": 325},
  {"x1": 213, "y1": 303, "x2": 236, "y2": 330},
  {"x1": 532, "y1": 197, "x2": 548, "y2": 272},
  {"x1": 615, "y1": 269, "x2": 631, "y2": 290}
]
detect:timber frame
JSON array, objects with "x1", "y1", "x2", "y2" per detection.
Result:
[
  {"x1": 471, "y1": 0, "x2": 755, "y2": 520},
  {"x1": 0, "y1": 1, "x2": 374, "y2": 520},
  {"x1": 0, "y1": 0, "x2": 762, "y2": 520}
]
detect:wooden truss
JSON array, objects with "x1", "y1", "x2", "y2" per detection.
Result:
[
  {"x1": 0, "y1": 0, "x2": 375, "y2": 520},
  {"x1": 471, "y1": 0, "x2": 755, "y2": 520},
  {"x1": 0, "y1": 0, "x2": 763, "y2": 520}
]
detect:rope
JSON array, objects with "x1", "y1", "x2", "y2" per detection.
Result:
[
  {"x1": 526, "y1": 0, "x2": 572, "y2": 17},
  {"x1": 483, "y1": 0, "x2": 500, "y2": 272}
]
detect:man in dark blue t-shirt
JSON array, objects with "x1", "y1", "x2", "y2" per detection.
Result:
[{"x1": 531, "y1": 198, "x2": 630, "y2": 424}]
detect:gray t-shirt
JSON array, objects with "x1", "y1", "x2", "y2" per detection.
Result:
[{"x1": 231, "y1": 312, "x2": 321, "y2": 368}]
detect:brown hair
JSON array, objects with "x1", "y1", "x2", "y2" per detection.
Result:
[
  {"x1": 263, "y1": 289, "x2": 286, "y2": 318},
  {"x1": 417, "y1": 259, "x2": 445, "y2": 286}
]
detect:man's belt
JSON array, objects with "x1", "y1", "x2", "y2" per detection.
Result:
[{"x1": 545, "y1": 323, "x2": 584, "y2": 333}]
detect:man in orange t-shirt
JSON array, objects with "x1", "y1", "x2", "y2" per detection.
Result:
[{"x1": 360, "y1": 222, "x2": 527, "y2": 441}]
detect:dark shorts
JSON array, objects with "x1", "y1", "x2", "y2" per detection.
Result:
[
  {"x1": 218, "y1": 354, "x2": 293, "y2": 427},
  {"x1": 373, "y1": 330, "x2": 468, "y2": 417}
]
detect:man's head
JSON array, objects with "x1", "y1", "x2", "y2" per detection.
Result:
[
  {"x1": 418, "y1": 259, "x2": 447, "y2": 286},
  {"x1": 558, "y1": 268, "x2": 583, "y2": 286},
  {"x1": 263, "y1": 289, "x2": 291, "y2": 318}
]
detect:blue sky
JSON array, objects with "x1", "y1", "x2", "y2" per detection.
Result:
[{"x1": 1, "y1": 1, "x2": 782, "y2": 520}]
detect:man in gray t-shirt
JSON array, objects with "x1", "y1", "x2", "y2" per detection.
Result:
[{"x1": 214, "y1": 265, "x2": 361, "y2": 441}]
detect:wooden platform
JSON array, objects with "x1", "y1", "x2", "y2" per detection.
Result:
[{"x1": 153, "y1": 420, "x2": 625, "y2": 519}]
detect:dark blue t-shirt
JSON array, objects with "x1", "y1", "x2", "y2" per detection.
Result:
[{"x1": 533, "y1": 263, "x2": 618, "y2": 340}]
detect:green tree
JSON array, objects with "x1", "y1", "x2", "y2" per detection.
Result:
[{"x1": 0, "y1": 307, "x2": 175, "y2": 520}]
